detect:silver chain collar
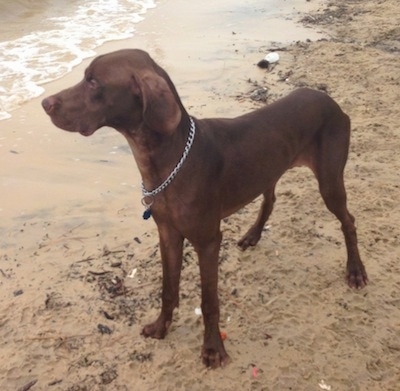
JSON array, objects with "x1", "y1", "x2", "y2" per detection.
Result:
[{"x1": 141, "y1": 117, "x2": 196, "y2": 219}]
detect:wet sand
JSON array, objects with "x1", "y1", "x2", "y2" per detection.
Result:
[{"x1": 1, "y1": 0, "x2": 400, "y2": 389}]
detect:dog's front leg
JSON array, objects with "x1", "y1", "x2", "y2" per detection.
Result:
[
  {"x1": 142, "y1": 225, "x2": 184, "y2": 339},
  {"x1": 194, "y1": 231, "x2": 230, "y2": 368}
]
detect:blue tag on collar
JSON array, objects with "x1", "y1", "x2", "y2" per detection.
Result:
[{"x1": 143, "y1": 208, "x2": 152, "y2": 220}]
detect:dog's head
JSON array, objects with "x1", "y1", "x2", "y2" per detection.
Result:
[{"x1": 42, "y1": 49, "x2": 182, "y2": 137}]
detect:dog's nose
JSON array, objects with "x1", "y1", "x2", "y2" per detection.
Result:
[{"x1": 41, "y1": 96, "x2": 57, "y2": 114}]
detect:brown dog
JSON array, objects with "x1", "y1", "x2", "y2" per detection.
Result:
[{"x1": 42, "y1": 49, "x2": 367, "y2": 368}]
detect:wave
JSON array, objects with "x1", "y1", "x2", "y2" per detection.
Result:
[{"x1": 0, "y1": 0, "x2": 156, "y2": 120}]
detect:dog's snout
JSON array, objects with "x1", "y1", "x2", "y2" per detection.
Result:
[{"x1": 41, "y1": 96, "x2": 58, "y2": 114}]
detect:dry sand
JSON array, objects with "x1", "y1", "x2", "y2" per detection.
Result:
[{"x1": 1, "y1": 0, "x2": 400, "y2": 390}]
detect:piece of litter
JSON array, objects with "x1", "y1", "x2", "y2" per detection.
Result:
[
  {"x1": 264, "y1": 52, "x2": 280, "y2": 64},
  {"x1": 251, "y1": 366, "x2": 258, "y2": 378},
  {"x1": 318, "y1": 379, "x2": 332, "y2": 390},
  {"x1": 128, "y1": 268, "x2": 137, "y2": 279},
  {"x1": 194, "y1": 307, "x2": 202, "y2": 316},
  {"x1": 257, "y1": 52, "x2": 280, "y2": 69}
]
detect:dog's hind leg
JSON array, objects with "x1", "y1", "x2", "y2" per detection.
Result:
[
  {"x1": 314, "y1": 118, "x2": 368, "y2": 289},
  {"x1": 238, "y1": 186, "x2": 276, "y2": 250}
]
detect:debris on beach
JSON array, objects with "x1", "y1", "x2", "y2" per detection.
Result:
[
  {"x1": 318, "y1": 379, "x2": 332, "y2": 390},
  {"x1": 128, "y1": 268, "x2": 137, "y2": 279},
  {"x1": 257, "y1": 52, "x2": 280, "y2": 70},
  {"x1": 97, "y1": 323, "x2": 113, "y2": 335},
  {"x1": 250, "y1": 87, "x2": 269, "y2": 102}
]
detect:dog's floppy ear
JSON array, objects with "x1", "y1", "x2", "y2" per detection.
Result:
[{"x1": 132, "y1": 72, "x2": 181, "y2": 135}]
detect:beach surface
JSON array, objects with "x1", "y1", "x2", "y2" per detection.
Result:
[{"x1": 1, "y1": 0, "x2": 400, "y2": 389}]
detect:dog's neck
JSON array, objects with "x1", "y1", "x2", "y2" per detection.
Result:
[
  {"x1": 141, "y1": 117, "x2": 195, "y2": 199},
  {"x1": 123, "y1": 116, "x2": 193, "y2": 195}
]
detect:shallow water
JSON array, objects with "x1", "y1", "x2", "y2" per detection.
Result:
[{"x1": 0, "y1": 0, "x2": 156, "y2": 120}]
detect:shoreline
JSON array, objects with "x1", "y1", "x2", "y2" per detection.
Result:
[{"x1": 1, "y1": 0, "x2": 400, "y2": 390}]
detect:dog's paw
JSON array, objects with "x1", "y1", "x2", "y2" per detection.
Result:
[
  {"x1": 201, "y1": 347, "x2": 230, "y2": 369},
  {"x1": 201, "y1": 331, "x2": 230, "y2": 368},
  {"x1": 346, "y1": 263, "x2": 368, "y2": 289},
  {"x1": 141, "y1": 318, "x2": 171, "y2": 339},
  {"x1": 237, "y1": 227, "x2": 262, "y2": 250}
]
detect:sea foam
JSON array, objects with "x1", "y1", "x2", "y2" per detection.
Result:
[{"x1": 0, "y1": 0, "x2": 156, "y2": 121}]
